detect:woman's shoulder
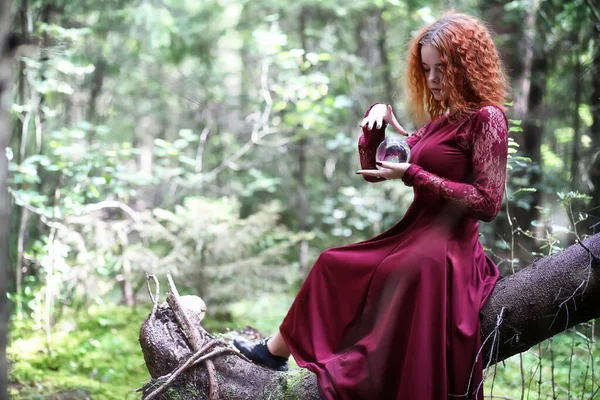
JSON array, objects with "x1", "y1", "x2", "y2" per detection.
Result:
[
  {"x1": 455, "y1": 105, "x2": 508, "y2": 149},
  {"x1": 449, "y1": 104, "x2": 505, "y2": 125},
  {"x1": 458, "y1": 105, "x2": 508, "y2": 133},
  {"x1": 468, "y1": 105, "x2": 509, "y2": 143},
  {"x1": 439, "y1": 104, "x2": 508, "y2": 132},
  {"x1": 472, "y1": 104, "x2": 508, "y2": 124}
]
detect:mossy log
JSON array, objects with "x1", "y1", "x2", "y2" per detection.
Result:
[{"x1": 139, "y1": 234, "x2": 600, "y2": 399}]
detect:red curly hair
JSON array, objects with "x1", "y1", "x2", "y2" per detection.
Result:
[{"x1": 406, "y1": 12, "x2": 508, "y2": 124}]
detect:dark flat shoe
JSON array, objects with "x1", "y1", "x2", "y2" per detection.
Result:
[{"x1": 233, "y1": 336, "x2": 289, "y2": 372}]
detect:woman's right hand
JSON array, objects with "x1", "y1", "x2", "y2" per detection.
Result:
[{"x1": 360, "y1": 104, "x2": 408, "y2": 136}]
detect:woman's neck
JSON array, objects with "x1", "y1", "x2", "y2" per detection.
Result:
[{"x1": 447, "y1": 99, "x2": 456, "y2": 115}]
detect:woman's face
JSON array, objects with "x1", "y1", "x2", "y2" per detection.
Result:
[{"x1": 420, "y1": 44, "x2": 445, "y2": 101}]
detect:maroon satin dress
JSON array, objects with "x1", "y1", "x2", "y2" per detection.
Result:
[{"x1": 279, "y1": 104, "x2": 508, "y2": 399}]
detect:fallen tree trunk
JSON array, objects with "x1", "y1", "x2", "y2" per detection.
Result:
[
  {"x1": 139, "y1": 234, "x2": 600, "y2": 400},
  {"x1": 479, "y1": 234, "x2": 600, "y2": 362}
]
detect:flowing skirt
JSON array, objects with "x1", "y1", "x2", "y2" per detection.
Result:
[{"x1": 279, "y1": 201, "x2": 499, "y2": 399}]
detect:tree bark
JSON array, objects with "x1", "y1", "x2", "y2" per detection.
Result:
[
  {"x1": 0, "y1": 1, "x2": 14, "y2": 399},
  {"x1": 139, "y1": 234, "x2": 600, "y2": 400},
  {"x1": 376, "y1": 8, "x2": 393, "y2": 105},
  {"x1": 593, "y1": 37, "x2": 600, "y2": 148},
  {"x1": 479, "y1": 234, "x2": 600, "y2": 362},
  {"x1": 571, "y1": 50, "x2": 582, "y2": 188},
  {"x1": 516, "y1": 41, "x2": 546, "y2": 233},
  {"x1": 11, "y1": 0, "x2": 29, "y2": 319},
  {"x1": 10, "y1": 0, "x2": 27, "y2": 165},
  {"x1": 86, "y1": 57, "x2": 106, "y2": 124},
  {"x1": 589, "y1": 30, "x2": 600, "y2": 231},
  {"x1": 296, "y1": 8, "x2": 309, "y2": 275}
]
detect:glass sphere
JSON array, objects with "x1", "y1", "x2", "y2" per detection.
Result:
[{"x1": 376, "y1": 137, "x2": 410, "y2": 164}]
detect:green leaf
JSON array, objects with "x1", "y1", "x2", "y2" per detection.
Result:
[
  {"x1": 513, "y1": 156, "x2": 532, "y2": 162},
  {"x1": 154, "y1": 138, "x2": 172, "y2": 149},
  {"x1": 515, "y1": 187, "x2": 537, "y2": 193},
  {"x1": 178, "y1": 155, "x2": 197, "y2": 167},
  {"x1": 89, "y1": 185, "x2": 100, "y2": 198}
]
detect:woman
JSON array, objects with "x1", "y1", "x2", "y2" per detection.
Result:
[{"x1": 234, "y1": 11, "x2": 509, "y2": 400}]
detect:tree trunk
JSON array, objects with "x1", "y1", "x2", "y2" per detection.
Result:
[
  {"x1": 479, "y1": 234, "x2": 600, "y2": 361},
  {"x1": 376, "y1": 8, "x2": 393, "y2": 104},
  {"x1": 517, "y1": 43, "x2": 546, "y2": 233},
  {"x1": 498, "y1": 0, "x2": 545, "y2": 236},
  {"x1": 0, "y1": 1, "x2": 14, "y2": 399},
  {"x1": 11, "y1": 0, "x2": 29, "y2": 318},
  {"x1": 11, "y1": 0, "x2": 27, "y2": 165},
  {"x1": 592, "y1": 37, "x2": 600, "y2": 148},
  {"x1": 86, "y1": 57, "x2": 106, "y2": 124},
  {"x1": 512, "y1": 6, "x2": 535, "y2": 119},
  {"x1": 589, "y1": 31, "x2": 600, "y2": 231},
  {"x1": 571, "y1": 50, "x2": 582, "y2": 188},
  {"x1": 296, "y1": 8, "x2": 309, "y2": 275},
  {"x1": 139, "y1": 234, "x2": 600, "y2": 400}
]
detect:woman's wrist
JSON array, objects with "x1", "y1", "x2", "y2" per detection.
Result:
[{"x1": 401, "y1": 164, "x2": 421, "y2": 186}]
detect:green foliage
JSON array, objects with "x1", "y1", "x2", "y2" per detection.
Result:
[
  {"x1": 485, "y1": 328, "x2": 600, "y2": 399},
  {"x1": 142, "y1": 197, "x2": 301, "y2": 312},
  {"x1": 505, "y1": 120, "x2": 541, "y2": 214},
  {"x1": 8, "y1": 304, "x2": 149, "y2": 400}
]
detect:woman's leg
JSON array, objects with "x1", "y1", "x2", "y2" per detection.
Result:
[{"x1": 267, "y1": 330, "x2": 291, "y2": 358}]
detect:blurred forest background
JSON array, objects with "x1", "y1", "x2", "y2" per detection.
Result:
[{"x1": 3, "y1": 0, "x2": 600, "y2": 398}]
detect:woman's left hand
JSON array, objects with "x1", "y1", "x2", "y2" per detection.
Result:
[{"x1": 356, "y1": 161, "x2": 411, "y2": 180}]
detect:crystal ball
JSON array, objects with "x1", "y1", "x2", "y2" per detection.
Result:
[{"x1": 376, "y1": 137, "x2": 410, "y2": 164}]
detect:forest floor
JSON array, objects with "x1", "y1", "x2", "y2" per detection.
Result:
[{"x1": 7, "y1": 297, "x2": 600, "y2": 399}]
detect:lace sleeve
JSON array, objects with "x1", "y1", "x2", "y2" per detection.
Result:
[
  {"x1": 358, "y1": 104, "x2": 429, "y2": 183},
  {"x1": 358, "y1": 103, "x2": 387, "y2": 183},
  {"x1": 401, "y1": 106, "x2": 508, "y2": 222}
]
